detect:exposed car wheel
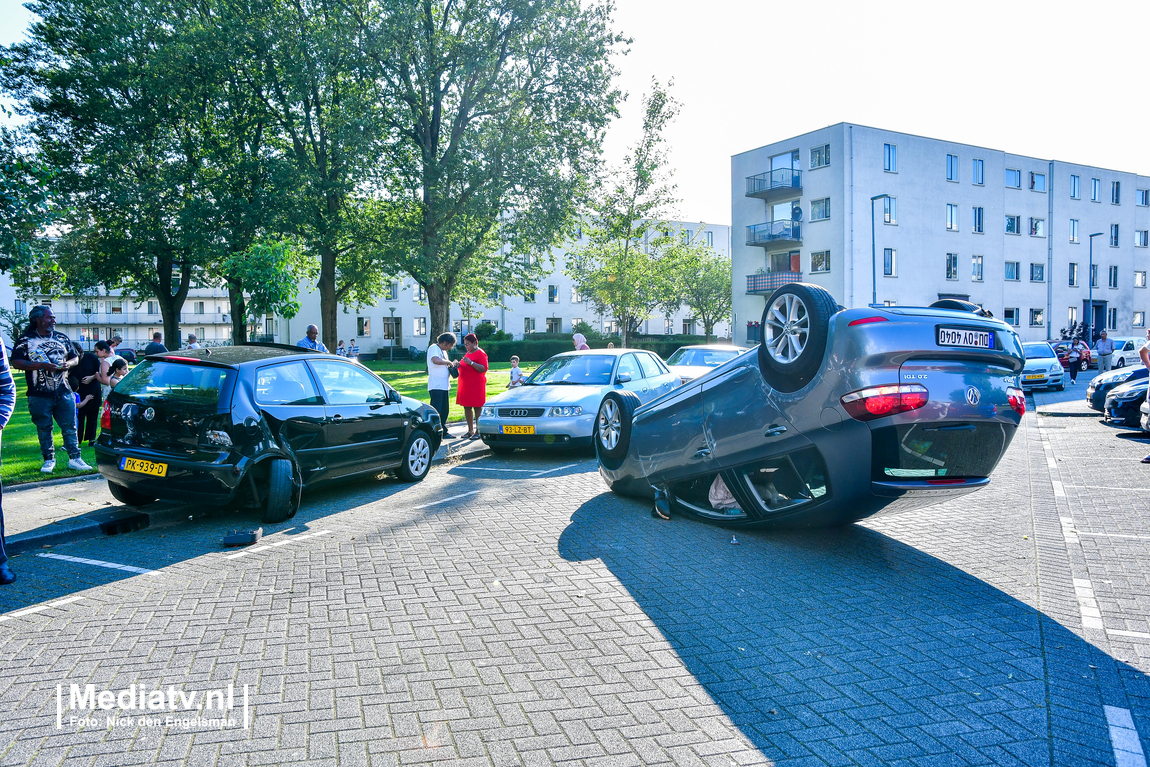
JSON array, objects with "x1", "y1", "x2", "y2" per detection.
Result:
[
  {"x1": 595, "y1": 390, "x2": 640, "y2": 470},
  {"x1": 107, "y1": 481, "x2": 156, "y2": 506},
  {"x1": 260, "y1": 458, "x2": 297, "y2": 523},
  {"x1": 1115, "y1": 358, "x2": 1126, "y2": 369},
  {"x1": 1081, "y1": 360, "x2": 1089, "y2": 371},
  {"x1": 397, "y1": 430, "x2": 432, "y2": 482},
  {"x1": 758, "y1": 282, "x2": 838, "y2": 393}
]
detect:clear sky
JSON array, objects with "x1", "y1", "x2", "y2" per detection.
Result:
[{"x1": 3, "y1": 0, "x2": 1148, "y2": 225}]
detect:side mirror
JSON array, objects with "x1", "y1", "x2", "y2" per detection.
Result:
[
  {"x1": 389, "y1": 389, "x2": 403, "y2": 404},
  {"x1": 615, "y1": 373, "x2": 632, "y2": 384}
]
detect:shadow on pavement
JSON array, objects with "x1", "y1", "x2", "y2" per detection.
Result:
[{"x1": 558, "y1": 495, "x2": 1144, "y2": 766}]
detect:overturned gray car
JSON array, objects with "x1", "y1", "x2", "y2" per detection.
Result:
[{"x1": 595, "y1": 283, "x2": 1027, "y2": 528}]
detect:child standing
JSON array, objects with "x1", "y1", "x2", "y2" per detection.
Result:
[{"x1": 508, "y1": 356, "x2": 526, "y2": 388}]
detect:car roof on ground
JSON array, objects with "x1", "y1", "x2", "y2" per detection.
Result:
[{"x1": 145, "y1": 344, "x2": 341, "y2": 367}]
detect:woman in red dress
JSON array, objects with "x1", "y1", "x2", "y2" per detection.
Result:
[{"x1": 455, "y1": 333, "x2": 489, "y2": 439}]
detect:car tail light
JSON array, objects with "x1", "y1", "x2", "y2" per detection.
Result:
[
  {"x1": 841, "y1": 384, "x2": 928, "y2": 421},
  {"x1": 100, "y1": 401, "x2": 112, "y2": 430},
  {"x1": 1007, "y1": 387, "x2": 1026, "y2": 417},
  {"x1": 847, "y1": 316, "x2": 889, "y2": 327}
]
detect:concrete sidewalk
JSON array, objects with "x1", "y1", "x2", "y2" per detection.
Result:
[{"x1": 2, "y1": 435, "x2": 490, "y2": 555}]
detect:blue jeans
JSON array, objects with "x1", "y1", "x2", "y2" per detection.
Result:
[{"x1": 27, "y1": 393, "x2": 81, "y2": 461}]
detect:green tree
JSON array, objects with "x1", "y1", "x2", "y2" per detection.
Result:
[
  {"x1": 212, "y1": 239, "x2": 318, "y2": 339},
  {"x1": 0, "y1": 127, "x2": 58, "y2": 275},
  {"x1": 661, "y1": 227, "x2": 733, "y2": 343},
  {"x1": 353, "y1": 0, "x2": 624, "y2": 340},
  {"x1": 565, "y1": 80, "x2": 678, "y2": 347}
]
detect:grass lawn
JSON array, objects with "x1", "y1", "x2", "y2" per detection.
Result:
[
  {"x1": 2, "y1": 388, "x2": 99, "y2": 487},
  {"x1": 363, "y1": 360, "x2": 537, "y2": 423}
]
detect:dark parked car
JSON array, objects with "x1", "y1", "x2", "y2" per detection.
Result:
[
  {"x1": 1103, "y1": 378, "x2": 1149, "y2": 427},
  {"x1": 594, "y1": 284, "x2": 1026, "y2": 528},
  {"x1": 96, "y1": 345, "x2": 442, "y2": 522},
  {"x1": 1086, "y1": 366, "x2": 1149, "y2": 411},
  {"x1": 1052, "y1": 340, "x2": 1091, "y2": 371}
]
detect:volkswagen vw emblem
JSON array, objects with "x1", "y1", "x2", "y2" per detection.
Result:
[
  {"x1": 143, "y1": 407, "x2": 155, "y2": 421},
  {"x1": 509, "y1": 409, "x2": 529, "y2": 418},
  {"x1": 965, "y1": 386, "x2": 981, "y2": 406}
]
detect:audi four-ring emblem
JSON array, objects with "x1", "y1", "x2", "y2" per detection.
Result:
[{"x1": 508, "y1": 409, "x2": 529, "y2": 418}]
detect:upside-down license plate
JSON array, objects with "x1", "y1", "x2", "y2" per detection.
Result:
[
  {"x1": 120, "y1": 457, "x2": 168, "y2": 477},
  {"x1": 937, "y1": 327, "x2": 993, "y2": 349},
  {"x1": 502, "y1": 425, "x2": 534, "y2": 435}
]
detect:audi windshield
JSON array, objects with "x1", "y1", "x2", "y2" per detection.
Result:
[{"x1": 526, "y1": 355, "x2": 616, "y2": 386}]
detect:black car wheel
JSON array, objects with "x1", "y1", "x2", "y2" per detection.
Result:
[
  {"x1": 260, "y1": 458, "x2": 297, "y2": 523},
  {"x1": 757, "y1": 282, "x2": 838, "y2": 393},
  {"x1": 595, "y1": 390, "x2": 640, "y2": 470},
  {"x1": 1081, "y1": 359, "x2": 1089, "y2": 371},
  {"x1": 107, "y1": 481, "x2": 156, "y2": 506},
  {"x1": 397, "y1": 430, "x2": 432, "y2": 482}
]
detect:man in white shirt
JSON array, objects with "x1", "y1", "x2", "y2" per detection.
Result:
[
  {"x1": 187, "y1": 334, "x2": 202, "y2": 349},
  {"x1": 427, "y1": 332, "x2": 457, "y2": 438}
]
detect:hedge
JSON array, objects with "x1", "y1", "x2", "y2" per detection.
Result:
[{"x1": 472, "y1": 337, "x2": 736, "y2": 362}]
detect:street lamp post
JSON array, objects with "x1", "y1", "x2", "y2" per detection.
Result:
[
  {"x1": 1088, "y1": 232, "x2": 1104, "y2": 342},
  {"x1": 869, "y1": 194, "x2": 890, "y2": 307}
]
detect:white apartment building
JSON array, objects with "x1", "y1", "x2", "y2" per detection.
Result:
[
  {"x1": 2, "y1": 221, "x2": 731, "y2": 354},
  {"x1": 731, "y1": 123, "x2": 1150, "y2": 347}
]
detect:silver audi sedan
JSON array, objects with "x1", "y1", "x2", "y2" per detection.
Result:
[{"x1": 478, "y1": 349, "x2": 680, "y2": 453}]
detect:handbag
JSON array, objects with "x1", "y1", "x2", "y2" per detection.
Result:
[{"x1": 449, "y1": 363, "x2": 459, "y2": 379}]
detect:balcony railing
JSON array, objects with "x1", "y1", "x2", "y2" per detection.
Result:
[
  {"x1": 745, "y1": 168, "x2": 802, "y2": 199},
  {"x1": 746, "y1": 221, "x2": 801, "y2": 247},
  {"x1": 52, "y1": 312, "x2": 232, "y2": 324},
  {"x1": 747, "y1": 272, "x2": 803, "y2": 294}
]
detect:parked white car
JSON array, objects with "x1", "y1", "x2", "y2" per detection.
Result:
[{"x1": 1103, "y1": 337, "x2": 1149, "y2": 369}]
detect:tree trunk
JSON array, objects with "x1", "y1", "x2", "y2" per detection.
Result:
[
  {"x1": 151, "y1": 259, "x2": 191, "y2": 351},
  {"x1": 426, "y1": 283, "x2": 452, "y2": 342},
  {"x1": 227, "y1": 282, "x2": 248, "y2": 345},
  {"x1": 317, "y1": 243, "x2": 337, "y2": 352}
]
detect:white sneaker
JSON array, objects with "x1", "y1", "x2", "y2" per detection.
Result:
[
  {"x1": 40, "y1": 459, "x2": 56, "y2": 473},
  {"x1": 67, "y1": 457, "x2": 92, "y2": 471}
]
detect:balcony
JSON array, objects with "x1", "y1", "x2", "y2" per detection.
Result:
[
  {"x1": 746, "y1": 272, "x2": 803, "y2": 295},
  {"x1": 745, "y1": 168, "x2": 802, "y2": 202},
  {"x1": 746, "y1": 221, "x2": 801, "y2": 248}
]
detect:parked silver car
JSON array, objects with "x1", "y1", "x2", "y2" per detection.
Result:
[
  {"x1": 479, "y1": 349, "x2": 680, "y2": 452},
  {"x1": 1019, "y1": 342, "x2": 1064, "y2": 392},
  {"x1": 666, "y1": 344, "x2": 748, "y2": 384}
]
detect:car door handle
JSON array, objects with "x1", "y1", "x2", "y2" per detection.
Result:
[
  {"x1": 693, "y1": 448, "x2": 711, "y2": 459},
  {"x1": 764, "y1": 424, "x2": 787, "y2": 437},
  {"x1": 329, "y1": 415, "x2": 343, "y2": 424}
]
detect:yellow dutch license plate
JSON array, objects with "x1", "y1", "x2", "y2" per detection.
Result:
[
  {"x1": 120, "y1": 457, "x2": 168, "y2": 477},
  {"x1": 502, "y1": 425, "x2": 535, "y2": 435},
  {"x1": 1023, "y1": 374, "x2": 1044, "y2": 381}
]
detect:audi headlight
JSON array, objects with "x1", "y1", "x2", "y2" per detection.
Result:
[
  {"x1": 480, "y1": 406, "x2": 495, "y2": 418},
  {"x1": 548, "y1": 406, "x2": 583, "y2": 417}
]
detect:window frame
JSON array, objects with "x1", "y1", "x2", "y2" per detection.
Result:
[
  {"x1": 1005, "y1": 215, "x2": 1021, "y2": 235},
  {"x1": 810, "y1": 143, "x2": 831, "y2": 170},
  {"x1": 1136, "y1": 271, "x2": 1148, "y2": 289},
  {"x1": 884, "y1": 143, "x2": 897, "y2": 173},
  {"x1": 1005, "y1": 261, "x2": 1020, "y2": 281},
  {"x1": 810, "y1": 197, "x2": 831, "y2": 222},
  {"x1": 972, "y1": 206, "x2": 984, "y2": 234},
  {"x1": 945, "y1": 252, "x2": 958, "y2": 281},
  {"x1": 1029, "y1": 217, "x2": 1046, "y2": 238},
  {"x1": 1111, "y1": 223, "x2": 1120, "y2": 247},
  {"x1": 971, "y1": 254, "x2": 983, "y2": 282},
  {"x1": 883, "y1": 248, "x2": 897, "y2": 277},
  {"x1": 946, "y1": 153, "x2": 958, "y2": 182},
  {"x1": 1030, "y1": 171, "x2": 1047, "y2": 192},
  {"x1": 1135, "y1": 311, "x2": 1146, "y2": 328},
  {"x1": 1005, "y1": 168, "x2": 1022, "y2": 188},
  {"x1": 1112, "y1": 180, "x2": 1121, "y2": 205},
  {"x1": 1070, "y1": 218, "x2": 1079, "y2": 244},
  {"x1": 1136, "y1": 230, "x2": 1149, "y2": 248},
  {"x1": 1003, "y1": 307, "x2": 1019, "y2": 327},
  {"x1": 1109, "y1": 265, "x2": 1119, "y2": 289},
  {"x1": 810, "y1": 250, "x2": 831, "y2": 274},
  {"x1": 1091, "y1": 177, "x2": 1101, "y2": 202},
  {"x1": 972, "y1": 158, "x2": 984, "y2": 185},
  {"x1": 883, "y1": 196, "x2": 897, "y2": 225},
  {"x1": 946, "y1": 203, "x2": 959, "y2": 232},
  {"x1": 1137, "y1": 189, "x2": 1150, "y2": 207},
  {"x1": 1029, "y1": 308, "x2": 1044, "y2": 327},
  {"x1": 1070, "y1": 175, "x2": 1080, "y2": 199},
  {"x1": 1069, "y1": 262, "x2": 1079, "y2": 287},
  {"x1": 1030, "y1": 263, "x2": 1045, "y2": 283}
]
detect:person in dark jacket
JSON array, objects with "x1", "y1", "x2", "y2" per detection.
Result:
[
  {"x1": 69, "y1": 342, "x2": 101, "y2": 446},
  {"x1": 0, "y1": 343, "x2": 18, "y2": 584},
  {"x1": 143, "y1": 332, "x2": 167, "y2": 356}
]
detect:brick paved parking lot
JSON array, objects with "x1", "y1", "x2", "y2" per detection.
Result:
[{"x1": 0, "y1": 390, "x2": 1148, "y2": 766}]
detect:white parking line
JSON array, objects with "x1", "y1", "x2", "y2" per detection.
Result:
[
  {"x1": 0, "y1": 596, "x2": 85, "y2": 623},
  {"x1": 412, "y1": 490, "x2": 481, "y2": 510},
  {"x1": 1105, "y1": 705, "x2": 1147, "y2": 767},
  {"x1": 35, "y1": 553, "x2": 161, "y2": 576},
  {"x1": 1073, "y1": 578, "x2": 1104, "y2": 630},
  {"x1": 1052, "y1": 480, "x2": 1066, "y2": 497},
  {"x1": 451, "y1": 467, "x2": 538, "y2": 473},
  {"x1": 531, "y1": 463, "x2": 580, "y2": 477},
  {"x1": 1108, "y1": 629, "x2": 1150, "y2": 640},
  {"x1": 225, "y1": 530, "x2": 332, "y2": 560},
  {"x1": 1077, "y1": 532, "x2": 1150, "y2": 541}
]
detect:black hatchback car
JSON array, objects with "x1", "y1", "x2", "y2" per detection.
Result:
[{"x1": 96, "y1": 345, "x2": 442, "y2": 522}]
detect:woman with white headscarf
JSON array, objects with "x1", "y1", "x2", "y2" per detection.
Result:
[{"x1": 572, "y1": 333, "x2": 590, "y2": 351}]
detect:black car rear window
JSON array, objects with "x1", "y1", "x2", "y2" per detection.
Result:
[{"x1": 115, "y1": 360, "x2": 235, "y2": 407}]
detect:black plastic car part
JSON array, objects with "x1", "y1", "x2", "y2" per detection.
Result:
[
  {"x1": 107, "y1": 481, "x2": 157, "y2": 507},
  {"x1": 757, "y1": 283, "x2": 838, "y2": 393},
  {"x1": 929, "y1": 298, "x2": 995, "y2": 318}
]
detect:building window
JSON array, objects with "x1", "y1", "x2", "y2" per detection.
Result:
[
  {"x1": 1109, "y1": 265, "x2": 1119, "y2": 288},
  {"x1": 664, "y1": 318, "x2": 673, "y2": 335},
  {"x1": 1112, "y1": 181, "x2": 1121, "y2": 205},
  {"x1": 1069, "y1": 263, "x2": 1079, "y2": 287},
  {"x1": 1030, "y1": 263, "x2": 1045, "y2": 282},
  {"x1": 1135, "y1": 312, "x2": 1146, "y2": 327},
  {"x1": 884, "y1": 196, "x2": 897, "y2": 224},
  {"x1": 1005, "y1": 215, "x2": 1021, "y2": 234},
  {"x1": 1070, "y1": 175, "x2": 1080, "y2": 199},
  {"x1": 1070, "y1": 219, "x2": 1079, "y2": 243},
  {"x1": 945, "y1": 204, "x2": 959, "y2": 231},
  {"x1": 522, "y1": 317, "x2": 535, "y2": 335},
  {"x1": 1030, "y1": 308, "x2": 1044, "y2": 327},
  {"x1": 413, "y1": 317, "x2": 427, "y2": 336},
  {"x1": 386, "y1": 282, "x2": 398, "y2": 301},
  {"x1": 810, "y1": 143, "x2": 830, "y2": 169},
  {"x1": 1091, "y1": 177, "x2": 1100, "y2": 202},
  {"x1": 1005, "y1": 261, "x2": 1020, "y2": 281},
  {"x1": 971, "y1": 255, "x2": 983, "y2": 281},
  {"x1": 193, "y1": 301, "x2": 205, "y2": 314},
  {"x1": 1005, "y1": 169, "x2": 1021, "y2": 188},
  {"x1": 146, "y1": 301, "x2": 159, "y2": 314},
  {"x1": 416, "y1": 285, "x2": 427, "y2": 302},
  {"x1": 810, "y1": 197, "x2": 830, "y2": 221},
  {"x1": 1108, "y1": 308, "x2": 1117, "y2": 330},
  {"x1": 705, "y1": 230, "x2": 714, "y2": 247},
  {"x1": 79, "y1": 327, "x2": 99, "y2": 341},
  {"x1": 884, "y1": 248, "x2": 897, "y2": 277},
  {"x1": 682, "y1": 319, "x2": 696, "y2": 335},
  {"x1": 946, "y1": 154, "x2": 958, "y2": 181},
  {"x1": 604, "y1": 319, "x2": 619, "y2": 336},
  {"x1": 884, "y1": 143, "x2": 896, "y2": 172},
  {"x1": 945, "y1": 252, "x2": 957, "y2": 280},
  {"x1": 547, "y1": 285, "x2": 559, "y2": 303},
  {"x1": 1091, "y1": 264, "x2": 1098, "y2": 288},
  {"x1": 523, "y1": 289, "x2": 535, "y2": 303},
  {"x1": 1137, "y1": 189, "x2": 1149, "y2": 206},
  {"x1": 1136, "y1": 230, "x2": 1148, "y2": 248},
  {"x1": 810, "y1": 250, "x2": 831, "y2": 273},
  {"x1": 1030, "y1": 172, "x2": 1046, "y2": 192},
  {"x1": 357, "y1": 317, "x2": 370, "y2": 336},
  {"x1": 1003, "y1": 307, "x2": 1019, "y2": 326},
  {"x1": 1111, "y1": 224, "x2": 1120, "y2": 247},
  {"x1": 1137, "y1": 271, "x2": 1147, "y2": 288},
  {"x1": 972, "y1": 206, "x2": 984, "y2": 233},
  {"x1": 571, "y1": 287, "x2": 583, "y2": 304},
  {"x1": 1029, "y1": 218, "x2": 1045, "y2": 237},
  {"x1": 972, "y1": 158, "x2": 984, "y2": 185},
  {"x1": 546, "y1": 317, "x2": 561, "y2": 334},
  {"x1": 1068, "y1": 306, "x2": 1078, "y2": 324}
]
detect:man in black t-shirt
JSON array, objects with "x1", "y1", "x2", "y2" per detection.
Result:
[
  {"x1": 143, "y1": 332, "x2": 167, "y2": 356},
  {"x1": 10, "y1": 306, "x2": 91, "y2": 473}
]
